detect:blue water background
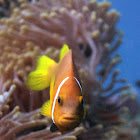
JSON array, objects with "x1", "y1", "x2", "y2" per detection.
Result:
[{"x1": 107, "y1": 0, "x2": 140, "y2": 93}]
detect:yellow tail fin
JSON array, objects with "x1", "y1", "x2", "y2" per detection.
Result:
[
  {"x1": 59, "y1": 44, "x2": 70, "y2": 61},
  {"x1": 26, "y1": 55, "x2": 56, "y2": 90}
]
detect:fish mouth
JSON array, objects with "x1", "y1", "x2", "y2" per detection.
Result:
[
  {"x1": 62, "y1": 115, "x2": 78, "y2": 122},
  {"x1": 59, "y1": 115, "x2": 81, "y2": 131}
]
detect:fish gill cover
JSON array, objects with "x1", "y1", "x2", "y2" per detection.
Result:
[{"x1": 0, "y1": 0, "x2": 139, "y2": 139}]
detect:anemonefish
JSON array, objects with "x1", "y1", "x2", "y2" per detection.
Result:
[{"x1": 26, "y1": 44, "x2": 85, "y2": 132}]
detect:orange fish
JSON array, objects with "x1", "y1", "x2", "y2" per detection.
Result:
[{"x1": 26, "y1": 44, "x2": 85, "y2": 132}]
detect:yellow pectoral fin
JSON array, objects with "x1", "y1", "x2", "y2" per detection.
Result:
[
  {"x1": 26, "y1": 70, "x2": 49, "y2": 90},
  {"x1": 26, "y1": 55, "x2": 57, "y2": 91},
  {"x1": 37, "y1": 55, "x2": 56, "y2": 70},
  {"x1": 59, "y1": 44, "x2": 70, "y2": 61},
  {"x1": 41, "y1": 100, "x2": 51, "y2": 117}
]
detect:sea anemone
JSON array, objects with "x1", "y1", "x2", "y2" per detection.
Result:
[
  {"x1": 0, "y1": 0, "x2": 21, "y2": 17},
  {"x1": 0, "y1": 0, "x2": 136, "y2": 139}
]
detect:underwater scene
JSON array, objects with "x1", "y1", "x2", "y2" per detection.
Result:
[{"x1": 0, "y1": 0, "x2": 139, "y2": 140}]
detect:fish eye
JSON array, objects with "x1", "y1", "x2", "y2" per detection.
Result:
[
  {"x1": 58, "y1": 96, "x2": 61, "y2": 103},
  {"x1": 58, "y1": 96, "x2": 63, "y2": 106}
]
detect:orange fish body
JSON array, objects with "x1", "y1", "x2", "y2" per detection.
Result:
[
  {"x1": 51, "y1": 51, "x2": 84, "y2": 131},
  {"x1": 26, "y1": 44, "x2": 85, "y2": 131}
]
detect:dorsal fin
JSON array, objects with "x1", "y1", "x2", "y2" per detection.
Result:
[{"x1": 59, "y1": 44, "x2": 70, "y2": 61}]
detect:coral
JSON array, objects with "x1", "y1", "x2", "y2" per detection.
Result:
[
  {"x1": 0, "y1": 85, "x2": 84, "y2": 140},
  {"x1": 0, "y1": 0, "x2": 20, "y2": 17},
  {"x1": 0, "y1": 0, "x2": 127, "y2": 107},
  {"x1": 0, "y1": 43, "x2": 56, "y2": 111},
  {"x1": 109, "y1": 112, "x2": 140, "y2": 140},
  {"x1": 0, "y1": 84, "x2": 16, "y2": 117},
  {"x1": 0, "y1": 0, "x2": 135, "y2": 139}
]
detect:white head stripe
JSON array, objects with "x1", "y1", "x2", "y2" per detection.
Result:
[
  {"x1": 51, "y1": 77, "x2": 69, "y2": 123},
  {"x1": 73, "y1": 77, "x2": 82, "y2": 93},
  {"x1": 74, "y1": 77, "x2": 84, "y2": 108}
]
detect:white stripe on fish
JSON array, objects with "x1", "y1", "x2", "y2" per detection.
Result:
[{"x1": 51, "y1": 77, "x2": 69, "y2": 123}]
